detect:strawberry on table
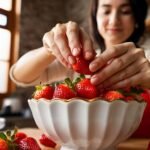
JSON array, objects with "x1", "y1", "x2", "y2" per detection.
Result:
[
  {"x1": 33, "y1": 85, "x2": 54, "y2": 100},
  {"x1": 72, "y1": 55, "x2": 93, "y2": 75},
  {"x1": 53, "y1": 78, "x2": 77, "y2": 99},
  {"x1": 75, "y1": 75, "x2": 98, "y2": 99},
  {"x1": 18, "y1": 137, "x2": 41, "y2": 150},
  {"x1": 0, "y1": 128, "x2": 18, "y2": 150},
  {"x1": 0, "y1": 138, "x2": 8, "y2": 150},
  {"x1": 39, "y1": 134, "x2": 56, "y2": 148},
  {"x1": 104, "y1": 90, "x2": 124, "y2": 101},
  {"x1": 15, "y1": 132, "x2": 27, "y2": 144}
]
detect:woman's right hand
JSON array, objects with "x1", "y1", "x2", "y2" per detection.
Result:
[{"x1": 42, "y1": 21, "x2": 95, "y2": 68}]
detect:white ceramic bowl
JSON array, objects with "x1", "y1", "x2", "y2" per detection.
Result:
[{"x1": 28, "y1": 98, "x2": 146, "y2": 150}]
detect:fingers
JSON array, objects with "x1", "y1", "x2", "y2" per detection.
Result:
[
  {"x1": 109, "y1": 72, "x2": 145, "y2": 89},
  {"x1": 66, "y1": 21, "x2": 95, "y2": 60},
  {"x1": 90, "y1": 44, "x2": 138, "y2": 85},
  {"x1": 90, "y1": 42, "x2": 150, "y2": 89},
  {"x1": 43, "y1": 21, "x2": 95, "y2": 68},
  {"x1": 80, "y1": 28, "x2": 95, "y2": 60},
  {"x1": 54, "y1": 23, "x2": 76, "y2": 65},
  {"x1": 101, "y1": 58, "x2": 146, "y2": 89},
  {"x1": 89, "y1": 42, "x2": 135, "y2": 72},
  {"x1": 43, "y1": 29, "x2": 70, "y2": 67},
  {"x1": 66, "y1": 21, "x2": 81, "y2": 56}
]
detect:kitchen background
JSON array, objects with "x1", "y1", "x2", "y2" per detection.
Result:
[{"x1": 0, "y1": 0, "x2": 150, "y2": 129}]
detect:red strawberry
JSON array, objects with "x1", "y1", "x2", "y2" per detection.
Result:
[
  {"x1": 15, "y1": 132, "x2": 27, "y2": 144},
  {"x1": 104, "y1": 90, "x2": 124, "y2": 101},
  {"x1": 18, "y1": 137, "x2": 41, "y2": 150},
  {"x1": 72, "y1": 55, "x2": 92, "y2": 75},
  {"x1": 39, "y1": 134, "x2": 56, "y2": 148},
  {"x1": 53, "y1": 78, "x2": 76, "y2": 99},
  {"x1": 75, "y1": 77, "x2": 98, "y2": 99},
  {"x1": 0, "y1": 138, "x2": 8, "y2": 150},
  {"x1": 53, "y1": 84, "x2": 76, "y2": 99},
  {"x1": 33, "y1": 85, "x2": 54, "y2": 100}
]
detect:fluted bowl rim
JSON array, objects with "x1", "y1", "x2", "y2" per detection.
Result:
[{"x1": 28, "y1": 97, "x2": 146, "y2": 104}]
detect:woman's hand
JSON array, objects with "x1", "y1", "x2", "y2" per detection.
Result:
[
  {"x1": 90, "y1": 42, "x2": 150, "y2": 89},
  {"x1": 42, "y1": 21, "x2": 95, "y2": 68}
]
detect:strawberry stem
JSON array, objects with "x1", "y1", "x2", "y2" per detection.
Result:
[
  {"x1": 0, "y1": 132, "x2": 7, "y2": 140},
  {"x1": 35, "y1": 85, "x2": 42, "y2": 91},
  {"x1": 64, "y1": 78, "x2": 74, "y2": 89},
  {"x1": 80, "y1": 74, "x2": 85, "y2": 79},
  {"x1": 73, "y1": 74, "x2": 85, "y2": 85}
]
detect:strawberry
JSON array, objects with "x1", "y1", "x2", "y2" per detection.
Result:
[
  {"x1": 72, "y1": 55, "x2": 92, "y2": 75},
  {"x1": 15, "y1": 132, "x2": 27, "y2": 144},
  {"x1": 33, "y1": 85, "x2": 54, "y2": 100},
  {"x1": 0, "y1": 138, "x2": 8, "y2": 150},
  {"x1": 75, "y1": 76, "x2": 98, "y2": 99},
  {"x1": 104, "y1": 90, "x2": 124, "y2": 101},
  {"x1": 0, "y1": 128, "x2": 18, "y2": 150},
  {"x1": 53, "y1": 78, "x2": 76, "y2": 99},
  {"x1": 39, "y1": 134, "x2": 56, "y2": 148},
  {"x1": 18, "y1": 137, "x2": 41, "y2": 150}
]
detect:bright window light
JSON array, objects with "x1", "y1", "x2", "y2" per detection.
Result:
[
  {"x1": 0, "y1": 28, "x2": 11, "y2": 61},
  {"x1": 0, "y1": 0, "x2": 12, "y2": 11},
  {"x1": 0, "y1": 14, "x2": 7, "y2": 26},
  {"x1": 0, "y1": 61, "x2": 9, "y2": 93}
]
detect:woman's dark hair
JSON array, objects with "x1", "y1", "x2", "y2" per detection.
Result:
[{"x1": 90, "y1": 0, "x2": 148, "y2": 51}]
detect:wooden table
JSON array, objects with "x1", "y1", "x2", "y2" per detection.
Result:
[{"x1": 19, "y1": 128, "x2": 150, "y2": 150}]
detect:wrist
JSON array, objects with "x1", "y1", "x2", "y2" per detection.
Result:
[{"x1": 43, "y1": 47, "x2": 56, "y2": 60}]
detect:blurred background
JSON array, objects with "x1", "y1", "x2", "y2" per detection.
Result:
[{"x1": 0, "y1": 0, "x2": 150, "y2": 130}]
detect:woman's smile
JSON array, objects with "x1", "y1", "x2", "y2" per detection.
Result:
[{"x1": 107, "y1": 27, "x2": 122, "y2": 34}]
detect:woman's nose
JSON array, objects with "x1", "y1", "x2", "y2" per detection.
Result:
[{"x1": 109, "y1": 11, "x2": 120, "y2": 25}]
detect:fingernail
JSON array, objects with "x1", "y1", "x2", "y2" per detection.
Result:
[
  {"x1": 91, "y1": 76, "x2": 98, "y2": 85},
  {"x1": 90, "y1": 63, "x2": 98, "y2": 71},
  {"x1": 72, "y1": 48, "x2": 80, "y2": 56},
  {"x1": 85, "y1": 52, "x2": 93, "y2": 59},
  {"x1": 68, "y1": 56, "x2": 75, "y2": 64}
]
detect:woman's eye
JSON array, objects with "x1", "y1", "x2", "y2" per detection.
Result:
[
  {"x1": 103, "y1": 10, "x2": 110, "y2": 15},
  {"x1": 121, "y1": 9, "x2": 132, "y2": 15}
]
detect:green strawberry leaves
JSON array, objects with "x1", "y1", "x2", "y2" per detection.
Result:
[
  {"x1": 0, "y1": 132, "x2": 7, "y2": 140},
  {"x1": 0, "y1": 127, "x2": 18, "y2": 150}
]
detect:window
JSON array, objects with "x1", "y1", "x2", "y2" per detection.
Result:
[{"x1": 0, "y1": 0, "x2": 21, "y2": 99}]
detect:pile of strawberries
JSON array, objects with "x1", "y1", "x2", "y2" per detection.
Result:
[
  {"x1": 33, "y1": 74, "x2": 147, "y2": 102},
  {"x1": 0, "y1": 128, "x2": 56, "y2": 150},
  {"x1": 33, "y1": 75, "x2": 98, "y2": 100}
]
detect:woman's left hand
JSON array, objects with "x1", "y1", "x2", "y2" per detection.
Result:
[{"x1": 89, "y1": 42, "x2": 150, "y2": 89}]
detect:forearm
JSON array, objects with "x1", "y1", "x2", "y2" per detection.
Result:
[{"x1": 12, "y1": 47, "x2": 56, "y2": 83}]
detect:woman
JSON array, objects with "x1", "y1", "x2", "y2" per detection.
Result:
[{"x1": 10, "y1": 0, "x2": 150, "y2": 89}]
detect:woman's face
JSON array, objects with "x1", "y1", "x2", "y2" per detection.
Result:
[{"x1": 96, "y1": 0, "x2": 135, "y2": 47}]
